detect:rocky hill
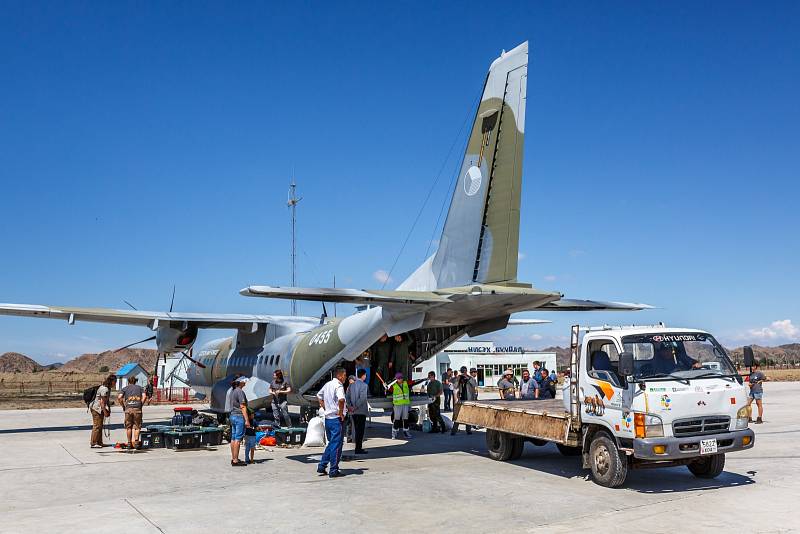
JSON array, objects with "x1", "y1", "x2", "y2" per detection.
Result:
[
  {"x1": 540, "y1": 346, "x2": 572, "y2": 368},
  {"x1": 728, "y1": 344, "x2": 800, "y2": 365},
  {"x1": 60, "y1": 348, "x2": 158, "y2": 373},
  {"x1": 0, "y1": 352, "x2": 44, "y2": 373}
]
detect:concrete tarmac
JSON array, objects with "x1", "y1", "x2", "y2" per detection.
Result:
[{"x1": 1, "y1": 383, "x2": 799, "y2": 533}]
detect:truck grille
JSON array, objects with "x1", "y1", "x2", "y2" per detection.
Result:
[{"x1": 672, "y1": 416, "x2": 730, "y2": 437}]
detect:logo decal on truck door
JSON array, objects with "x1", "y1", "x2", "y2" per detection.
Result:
[{"x1": 591, "y1": 380, "x2": 615, "y2": 401}]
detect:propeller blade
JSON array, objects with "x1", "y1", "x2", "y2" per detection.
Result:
[
  {"x1": 181, "y1": 350, "x2": 206, "y2": 368},
  {"x1": 169, "y1": 284, "x2": 176, "y2": 313},
  {"x1": 113, "y1": 335, "x2": 156, "y2": 353}
]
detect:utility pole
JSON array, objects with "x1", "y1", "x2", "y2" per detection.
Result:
[{"x1": 287, "y1": 178, "x2": 302, "y2": 315}]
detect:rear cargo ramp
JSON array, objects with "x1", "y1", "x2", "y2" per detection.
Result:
[{"x1": 454, "y1": 399, "x2": 578, "y2": 446}]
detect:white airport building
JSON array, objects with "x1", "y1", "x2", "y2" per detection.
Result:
[{"x1": 412, "y1": 340, "x2": 557, "y2": 387}]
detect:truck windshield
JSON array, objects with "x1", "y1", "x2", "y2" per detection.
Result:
[{"x1": 621, "y1": 332, "x2": 736, "y2": 380}]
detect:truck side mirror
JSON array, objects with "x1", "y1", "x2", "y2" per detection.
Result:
[
  {"x1": 618, "y1": 352, "x2": 635, "y2": 377},
  {"x1": 743, "y1": 346, "x2": 755, "y2": 367}
]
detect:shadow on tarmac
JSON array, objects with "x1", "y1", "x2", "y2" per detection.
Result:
[
  {"x1": 0, "y1": 418, "x2": 179, "y2": 435},
  {"x1": 483, "y1": 441, "x2": 756, "y2": 493},
  {"x1": 287, "y1": 420, "x2": 756, "y2": 493}
]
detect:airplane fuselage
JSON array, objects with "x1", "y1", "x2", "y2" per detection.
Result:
[{"x1": 186, "y1": 305, "x2": 406, "y2": 413}]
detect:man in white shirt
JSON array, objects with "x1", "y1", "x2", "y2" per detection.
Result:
[{"x1": 316, "y1": 367, "x2": 347, "y2": 478}]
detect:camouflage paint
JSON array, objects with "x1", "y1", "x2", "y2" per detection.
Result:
[{"x1": 402, "y1": 41, "x2": 528, "y2": 291}]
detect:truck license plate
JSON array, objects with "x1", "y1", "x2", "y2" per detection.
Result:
[{"x1": 700, "y1": 439, "x2": 718, "y2": 455}]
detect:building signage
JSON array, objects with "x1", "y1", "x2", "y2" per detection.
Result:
[{"x1": 462, "y1": 346, "x2": 526, "y2": 353}]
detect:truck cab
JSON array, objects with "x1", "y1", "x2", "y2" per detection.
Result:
[
  {"x1": 453, "y1": 323, "x2": 755, "y2": 488},
  {"x1": 575, "y1": 325, "x2": 754, "y2": 486}
]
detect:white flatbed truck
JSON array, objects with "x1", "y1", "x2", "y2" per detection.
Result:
[{"x1": 454, "y1": 324, "x2": 756, "y2": 487}]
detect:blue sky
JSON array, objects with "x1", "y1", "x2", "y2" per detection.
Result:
[{"x1": 1, "y1": 2, "x2": 798, "y2": 363}]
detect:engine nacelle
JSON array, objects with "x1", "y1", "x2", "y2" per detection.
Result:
[{"x1": 155, "y1": 325, "x2": 198, "y2": 353}]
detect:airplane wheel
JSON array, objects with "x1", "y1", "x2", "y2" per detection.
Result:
[
  {"x1": 408, "y1": 408, "x2": 419, "y2": 426},
  {"x1": 300, "y1": 406, "x2": 317, "y2": 423}
]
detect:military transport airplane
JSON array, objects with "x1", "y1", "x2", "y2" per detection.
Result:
[{"x1": 0, "y1": 42, "x2": 648, "y2": 416}]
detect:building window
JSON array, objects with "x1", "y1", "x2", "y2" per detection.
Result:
[{"x1": 415, "y1": 367, "x2": 423, "y2": 373}]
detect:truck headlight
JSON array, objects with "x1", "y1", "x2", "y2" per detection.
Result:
[
  {"x1": 736, "y1": 406, "x2": 750, "y2": 430},
  {"x1": 634, "y1": 413, "x2": 664, "y2": 438}
]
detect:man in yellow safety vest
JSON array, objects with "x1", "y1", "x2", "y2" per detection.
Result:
[{"x1": 388, "y1": 372, "x2": 412, "y2": 439}]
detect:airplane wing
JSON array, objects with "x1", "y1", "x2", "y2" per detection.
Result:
[
  {"x1": 537, "y1": 299, "x2": 653, "y2": 311},
  {"x1": 0, "y1": 303, "x2": 320, "y2": 330}
]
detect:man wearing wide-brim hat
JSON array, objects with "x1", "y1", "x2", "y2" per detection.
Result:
[{"x1": 497, "y1": 369, "x2": 517, "y2": 401}]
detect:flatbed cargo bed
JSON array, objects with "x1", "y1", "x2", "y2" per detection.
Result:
[{"x1": 454, "y1": 399, "x2": 579, "y2": 446}]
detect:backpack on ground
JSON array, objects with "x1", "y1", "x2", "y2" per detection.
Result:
[{"x1": 83, "y1": 385, "x2": 100, "y2": 411}]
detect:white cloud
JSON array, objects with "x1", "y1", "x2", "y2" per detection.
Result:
[
  {"x1": 518, "y1": 252, "x2": 526, "y2": 261},
  {"x1": 543, "y1": 275, "x2": 557, "y2": 282},
  {"x1": 373, "y1": 270, "x2": 392, "y2": 284},
  {"x1": 529, "y1": 334, "x2": 543, "y2": 341},
  {"x1": 744, "y1": 319, "x2": 799, "y2": 342},
  {"x1": 569, "y1": 249, "x2": 585, "y2": 258}
]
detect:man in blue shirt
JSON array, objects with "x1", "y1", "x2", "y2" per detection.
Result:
[{"x1": 538, "y1": 369, "x2": 557, "y2": 400}]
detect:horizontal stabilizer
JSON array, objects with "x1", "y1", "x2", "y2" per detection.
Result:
[
  {"x1": 240, "y1": 286, "x2": 449, "y2": 307},
  {"x1": 538, "y1": 299, "x2": 653, "y2": 312}
]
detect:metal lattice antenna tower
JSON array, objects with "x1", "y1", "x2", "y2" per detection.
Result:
[{"x1": 287, "y1": 178, "x2": 302, "y2": 315}]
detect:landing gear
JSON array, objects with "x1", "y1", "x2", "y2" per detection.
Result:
[{"x1": 300, "y1": 406, "x2": 317, "y2": 423}]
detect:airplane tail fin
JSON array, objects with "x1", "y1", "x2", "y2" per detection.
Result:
[{"x1": 399, "y1": 42, "x2": 529, "y2": 291}]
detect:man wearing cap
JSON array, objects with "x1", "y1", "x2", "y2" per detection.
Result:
[
  {"x1": 497, "y1": 369, "x2": 517, "y2": 400},
  {"x1": 229, "y1": 376, "x2": 250, "y2": 467},
  {"x1": 387, "y1": 372, "x2": 412, "y2": 439},
  {"x1": 317, "y1": 367, "x2": 347, "y2": 478},
  {"x1": 451, "y1": 366, "x2": 477, "y2": 435}
]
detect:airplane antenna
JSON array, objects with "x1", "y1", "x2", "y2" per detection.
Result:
[
  {"x1": 333, "y1": 275, "x2": 337, "y2": 317},
  {"x1": 287, "y1": 176, "x2": 302, "y2": 315}
]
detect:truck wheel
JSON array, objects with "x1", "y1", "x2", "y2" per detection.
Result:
[
  {"x1": 687, "y1": 454, "x2": 725, "y2": 479},
  {"x1": 556, "y1": 443, "x2": 582, "y2": 456},
  {"x1": 509, "y1": 437, "x2": 524, "y2": 460},
  {"x1": 486, "y1": 429, "x2": 515, "y2": 461},
  {"x1": 589, "y1": 433, "x2": 628, "y2": 488},
  {"x1": 530, "y1": 438, "x2": 548, "y2": 447}
]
